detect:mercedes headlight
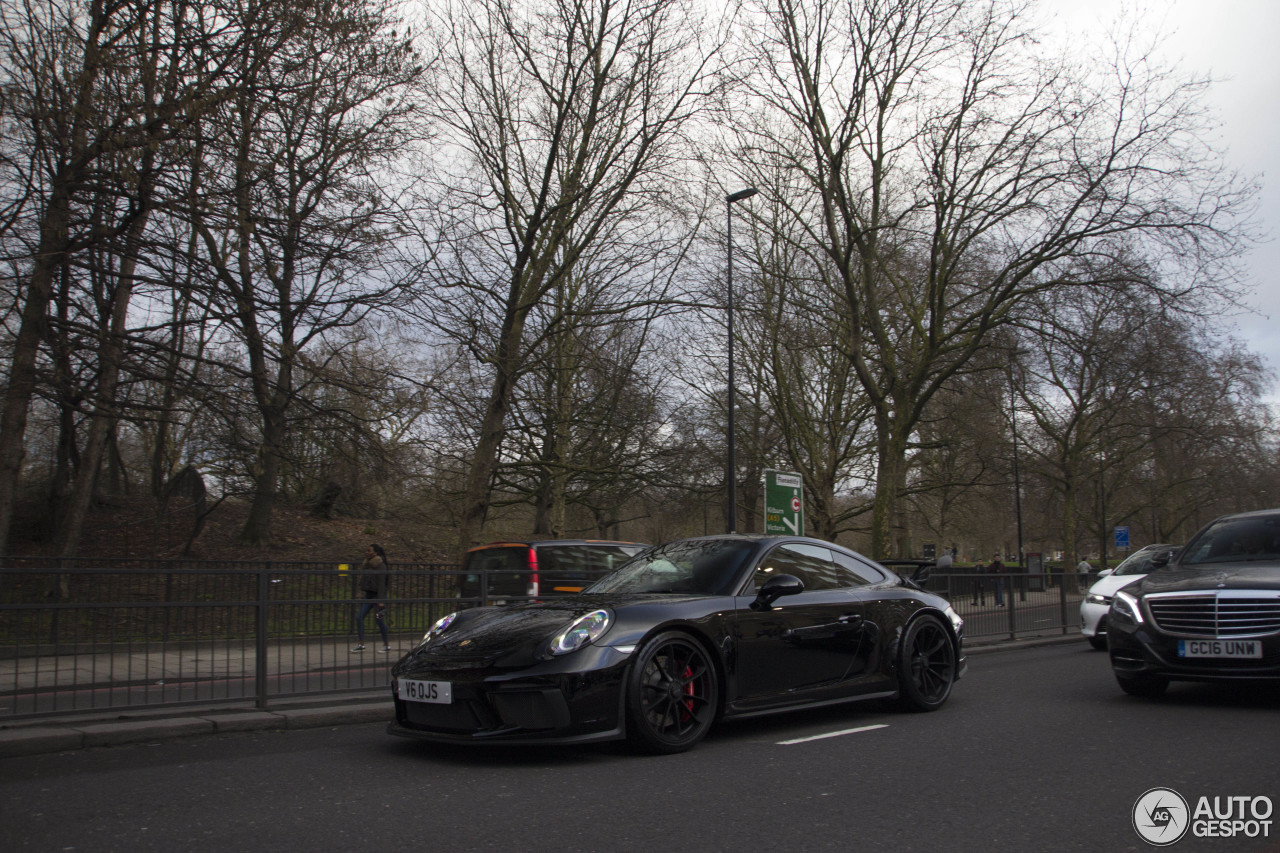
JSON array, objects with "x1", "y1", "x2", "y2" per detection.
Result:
[
  {"x1": 1110, "y1": 590, "x2": 1144, "y2": 626},
  {"x1": 548, "y1": 609, "x2": 612, "y2": 656}
]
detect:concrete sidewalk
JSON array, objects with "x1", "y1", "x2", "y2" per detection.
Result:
[{"x1": 0, "y1": 633, "x2": 1083, "y2": 758}]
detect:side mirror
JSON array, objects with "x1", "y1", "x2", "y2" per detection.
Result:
[
  {"x1": 911, "y1": 564, "x2": 932, "y2": 585},
  {"x1": 1098, "y1": 569, "x2": 1113, "y2": 578},
  {"x1": 1150, "y1": 550, "x2": 1174, "y2": 569},
  {"x1": 750, "y1": 574, "x2": 804, "y2": 611}
]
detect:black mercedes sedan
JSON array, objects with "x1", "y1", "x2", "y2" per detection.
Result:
[
  {"x1": 388, "y1": 534, "x2": 966, "y2": 753},
  {"x1": 1108, "y1": 508, "x2": 1280, "y2": 697}
]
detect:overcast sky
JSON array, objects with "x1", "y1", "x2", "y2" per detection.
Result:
[{"x1": 1047, "y1": 0, "x2": 1280, "y2": 402}]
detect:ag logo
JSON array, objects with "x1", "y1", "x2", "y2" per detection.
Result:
[{"x1": 1133, "y1": 787, "x2": 1190, "y2": 846}]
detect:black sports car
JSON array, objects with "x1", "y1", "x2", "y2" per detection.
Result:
[
  {"x1": 388, "y1": 535, "x2": 966, "y2": 753},
  {"x1": 1108, "y1": 508, "x2": 1280, "y2": 697}
]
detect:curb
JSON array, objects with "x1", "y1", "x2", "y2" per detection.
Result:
[
  {"x1": 0, "y1": 698, "x2": 391, "y2": 759},
  {"x1": 965, "y1": 634, "x2": 1082, "y2": 655}
]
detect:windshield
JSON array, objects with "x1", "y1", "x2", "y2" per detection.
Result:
[
  {"x1": 584, "y1": 540, "x2": 755, "y2": 596},
  {"x1": 1183, "y1": 515, "x2": 1280, "y2": 565},
  {"x1": 1113, "y1": 545, "x2": 1176, "y2": 576}
]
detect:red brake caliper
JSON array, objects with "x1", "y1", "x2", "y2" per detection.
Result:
[{"x1": 681, "y1": 662, "x2": 695, "y2": 722}]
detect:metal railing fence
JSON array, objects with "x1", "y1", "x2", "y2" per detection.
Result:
[
  {"x1": 923, "y1": 568, "x2": 1088, "y2": 642},
  {"x1": 0, "y1": 560, "x2": 462, "y2": 720},
  {"x1": 0, "y1": 562, "x2": 1086, "y2": 721}
]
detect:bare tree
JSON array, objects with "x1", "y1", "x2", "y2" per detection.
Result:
[
  {"x1": 186, "y1": 0, "x2": 427, "y2": 543},
  {"x1": 1013, "y1": 280, "x2": 1159, "y2": 572},
  {"x1": 0, "y1": 0, "x2": 256, "y2": 556},
  {"x1": 904, "y1": 374, "x2": 1004, "y2": 558},
  {"x1": 731, "y1": 0, "x2": 1253, "y2": 557},
  {"x1": 1116, "y1": 323, "x2": 1275, "y2": 543},
  {"x1": 732, "y1": 214, "x2": 878, "y2": 540},
  {"x1": 416, "y1": 0, "x2": 723, "y2": 560},
  {"x1": 47, "y1": 15, "x2": 192, "y2": 555}
]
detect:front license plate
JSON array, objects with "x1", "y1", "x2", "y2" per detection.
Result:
[
  {"x1": 1178, "y1": 639, "x2": 1261, "y2": 659},
  {"x1": 398, "y1": 679, "x2": 452, "y2": 704}
]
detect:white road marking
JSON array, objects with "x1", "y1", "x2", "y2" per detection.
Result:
[{"x1": 778, "y1": 723, "x2": 889, "y2": 745}]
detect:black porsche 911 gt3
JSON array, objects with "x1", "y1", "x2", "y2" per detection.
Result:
[{"x1": 388, "y1": 534, "x2": 966, "y2": 753}]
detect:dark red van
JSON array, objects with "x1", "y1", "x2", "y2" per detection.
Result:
[{"x1": 458, "y1": 539, "x2": 648, "y2": 603}]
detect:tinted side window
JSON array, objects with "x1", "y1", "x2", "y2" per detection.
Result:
[
  {"x1": 538, "y1": 545, "x2": 639, "y2": 576},
  {"x1": 753, "y1": 543, "x2": 842, "y2": 592},
  {"x1": 537, "y1": 546, "x2": 584, "y2": 575},
  {"x1": 831, "y1": 551, "x2": 882, "y2": 586},
  {"x1": 581, "y1": 545, "x2": 640, "y2": 572},
  {"x1": 459, "y1": 547, "x2": 530, "y2": 597},
  {"x1": 464, "y1": 548, "x2": 524, "y2": 576}
]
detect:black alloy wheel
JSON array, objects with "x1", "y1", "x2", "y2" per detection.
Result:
[
  {"x1": 625, "y1": 631, "x2": 718, "y2": 754},
  {"x1": 896, "y1": 615, "x2": 956, "y2": 711}
]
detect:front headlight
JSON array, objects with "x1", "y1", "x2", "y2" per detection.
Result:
[
  {"x1": 1110, "y1": 590, "x2": 1144, "y2": 626},
  {"x1": 421, "y1": 611, "x2": 457, "y2": 643},
  {"x1": 1086, "y1": 593, "x2": 1109, "y2": 606},
  {"x1": 548, "y1": 609, "x2": 612, "y2": 656}
]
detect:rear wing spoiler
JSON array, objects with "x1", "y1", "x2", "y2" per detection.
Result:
[{"x1": 878, "y1": 559, "x2": 935, "y2": 588}]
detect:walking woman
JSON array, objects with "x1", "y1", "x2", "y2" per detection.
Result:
[{"x1": 352, "y1": 544, "x2": 391, "y2": 652}]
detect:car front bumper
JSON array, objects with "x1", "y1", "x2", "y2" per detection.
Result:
[
  {"x1": 1108, "y1": 624, "x2": 1280, "y2": 682},
  {"x1": 1080, "y1": 600, "x2": 1107, "y2": 638},
  {"x1": 387, "y1": 645, "x2": 634, "y2": 746}
]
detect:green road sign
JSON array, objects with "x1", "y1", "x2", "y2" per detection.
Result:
[{"x1": 764, "y1": 470, "x2": 804, "y2": 536}]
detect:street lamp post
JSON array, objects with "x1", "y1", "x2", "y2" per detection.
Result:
[
  {"x1": 1008, "y1": 352, "x2": 1026, "y2": 601},
  {"x1": 725, "y1": 187, "x2": 758, "y2": 534}
]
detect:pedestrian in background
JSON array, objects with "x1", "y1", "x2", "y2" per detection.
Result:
[
  {"x1": 352, "y1": 544, "x2": 391, "y2": 653},
  {"x1": 971, "y1": 560, "x2": 986, "y2": 605},
  {"x1": 936, "y1": 548, "x2": 953, "y2": 598},
  {"x1": 1076, "y1": 558, "x2": 1092, "y2": 593},
  {"x1": 990, "y1": 554, "x2": 1006, "y2": 606}
]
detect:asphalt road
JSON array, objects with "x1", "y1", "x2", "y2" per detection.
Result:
[{"x1": 2, "y1": 642, "x2": 1277, "y2": 853}]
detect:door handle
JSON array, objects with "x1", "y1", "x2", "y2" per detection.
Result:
[{"x1": 837, "y1": 614, "x2": 862, "y2": 624}]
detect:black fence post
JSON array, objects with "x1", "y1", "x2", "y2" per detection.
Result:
[
  {"x1": 1006, "y1": 567, "x2": 1017, "y2": 640},
  {"x1": 48, "y1": 557, "x2": 61, "y2": 646},
  {"x1": 1059, "y1": 572, "x2": 1069, "y2": 635},
  {"x1": 350, "y1": 569, "x2": 359, "y2": 641},
  {"x1": 163, "y1": 561, "x2": 174, "y2": 643},
  {"x1": 255, "y1": 563, "x2": 270, "y2": 709}
]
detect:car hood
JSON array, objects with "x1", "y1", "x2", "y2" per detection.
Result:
[
  {"x1": 1134, "y1": 563, "x2": 1280, "y2": 596},
  {"x1": 398, "y1": 594, "x2": 713, "y2": 670},
  {"x1": 1088, "y1": 573, "x2": 1150, "y2": 597}
]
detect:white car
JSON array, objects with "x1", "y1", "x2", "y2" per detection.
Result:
[{"x1": 1080, "y1": 543, "x2": 1178, "y2": 650}]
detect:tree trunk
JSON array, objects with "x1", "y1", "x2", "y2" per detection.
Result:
[
  {"x1": 870, "y1": 419, "x2": 911, "y2": 560},
  {"x1": 454, "y1": 300, "x2": 526, "y2": 561},
  {"x1": 533, "y1": 417, "x2": 568, "y2": 538},
  {"x1": 1061, "y1": 480, "x2": 1079, "y2": 569},
  {"x1": 240, "y1": 408, "x2": 286, "y2": 545},
  {"x1": 0, "y1": 182, "x2": 73, "y2": 557},
  {"x1": 455, "y1": 367, "x2": 516, "y2": 562},
  {"x1": 54, "y1": 179, "x2": 154, "y2": 556}
]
